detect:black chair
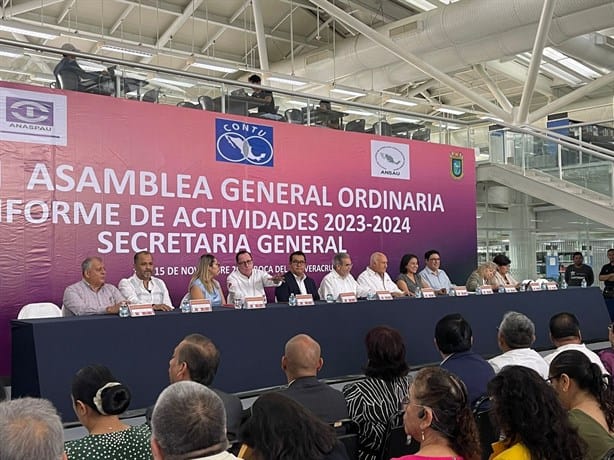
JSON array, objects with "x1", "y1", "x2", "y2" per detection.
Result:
[
  {"x1": 345, "y1": 119, "x2": 366, "y2": 133},
  {"x1": 140, "y1": 88, "x2": 159, "y2": 103},
  {"x1": 176, "y1": 101, "x2": 202, "y2": 110},
  {"x1": 285, "y1": 108, "x2": 304, "y2": 124},
  {"x1": 472, "y1": 395, "x2": 498, "y2": 460},
  {"x1": 198, "y1": 95, "x2": 217, "y2": 111},
  {"x1": 603, "y1": 448, "x2": 614, "y2": 460},
  {"x1": 378, "y1": 410, "x2": 419, "y2": 460},
  {"x1": 412, "y1": 127, "x2": 431, "y2": 141},
  {"x1": 331, "y1": 418, "x2": 359, "y2": 460},
  {"x1": 56, "y1": 69, "x2": 80, "y2": 91},
  {"x1": 373, "y1": 121, "x2": 393, "y2": 136}
]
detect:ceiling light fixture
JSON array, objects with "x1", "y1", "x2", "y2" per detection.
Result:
[
  {"x1": 0, "y1": 19, "x2": 58, "y2": 40},
  {"x1": 402, "y1": 0, "x2": 438, "y2": 11},
  {"x1": 150, "y1": 77, "x2": 194, "y2": 88},
  {"x1": 436, "y1": 107, "x2": 465, "y2": 115},
  {"x1": 99, "y1": 41, "x2": 153, "y2": 58},
  {"x1": 267, "y1": 75, "x2": 307, "y2": 86},
  {"x1": 330, "y1": 84, "x2": 367, "y2": 98},
  {"x1": 386, "y1": 98, "x2": 418, "y2": 107},
  {"x1": 0, "y1": 45, "x2": 23, "y2": 58},
  {"x1": 189, "y1": 58, "x2": 238, "y2": 73}
]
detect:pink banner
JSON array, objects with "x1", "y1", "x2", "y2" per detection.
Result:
[{"x1": 0, "y1": 82, "x2": 476, "y2": 376}]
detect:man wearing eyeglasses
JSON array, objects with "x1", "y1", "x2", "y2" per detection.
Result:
[
  {"x1": 227, "y1": 250, "x2": 284, "y2": 304},
  {"x1": 419, "y1": 249, "x2": 453, "y2": 295},
  {"x1": 275, "y1": 251, "x2": 320, "y2": 302},
  {"x1": 318, "y1": 252, "x2": 369, "y2": 300}
]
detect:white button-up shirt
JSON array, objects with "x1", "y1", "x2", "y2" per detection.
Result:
[
  {"x1": 118, "y1": 273, "x2": 173, "y2": 307},
  {"x1": 419, "y1": 267, "x2": 453, "y2": 291},
  {"x1": 227, "y1": 268, "x2": 280, "y2": 303},
  {"x1": 544, "y1": 343, "x2": 608, "y2": 375},
  {"x1": 357, "y1": 267, "x2": 402, "y2": 294},
  {"x1": 488, "y1": 348, "x2": 549, "y2": 379},
  {"x1": 318, "y1": 270, "x2": 369, "y2": 300}
]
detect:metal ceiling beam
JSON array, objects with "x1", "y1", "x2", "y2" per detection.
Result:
[
  {"x1": 484, "y1": 61, "x2": 554, "y2": 98},
  {"x1": 473, "y1": 64, "x2": 513, "y2": 113},
  {"x1": 155, "y1": 0, "x2": 203, "y2": 50},
  {"x1": 252, "y1": 0, "x2": 270, "y2": 71},
  {"x1": 56, "y1": 0, "x2": 76, "y2": 25},
  {"x1": 110, "y1": 5, "x2": 135, "y2": 35},
  {"x1": 516, "y1": 0, "x2": 556, "y2": 124},
  {"x1": 307, "y1": 0, "x2": 511, "y2": 121},
  {"x1": 4, "y1": 0, "x2": 64, "y2": 16},
  {"x1": 200, "y1": 0, "x2": 251, "y2": 55}
]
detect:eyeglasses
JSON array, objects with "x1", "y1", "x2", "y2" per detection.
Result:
[
  {"x1": 546, "y1": 374, "x2": 562, "y2": 384},
  {"x1": 428, "y1": 258, "x2": 441, "y2": 262},
  {"x1": 237, "y1": 259, "x2": 253, "y2": 266},
  {"x1": 291, "y1": 260, "x2": 306, "y2": 265}
]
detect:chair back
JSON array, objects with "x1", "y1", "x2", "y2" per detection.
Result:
[
  {"x1": 373, "y1": 121, "x2": 392, "y2": 136},
  {"x1": 602, "y1": 448, "x2": 614, "y2": 460},
  {"x1": 345, "y1": 119, "x2": 365, "y2": 133},
  {"x1": 177, "y1": 101, "x2": 202, "y2": 109},
  {"x1": 378, "y1": 410, "x2": 419, "y2": 460},
  {"x1": 198, "y1": 95, "x2": 216, "y2": 111},
  {"x1": 285, "y1": 108, "x2": 304, "y2": 124},
  {"x1": 472, "y1": 395, "x2": 498, "y2": 460},
  {"x1": 56, "y1": 69, "x2": 80, "y2": 90},
  {"x1": 17, "y1": 302, "x2": 62, "y2": 320},
  {"x1": 331, "y1": 418, "x2": 359, "y2": 460},
  {"x1": 412, "y1": 127, "x2": 431, "y2": 141},
  {"x1": 141, "y1": 88, "x2": 159, "y2": 103}
]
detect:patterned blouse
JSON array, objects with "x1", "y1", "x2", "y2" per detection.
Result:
[
  {"x1": 65, "y1": 424, "x2": 152, "y2": 460},
  {"x1": 343, "y1": 375, "x2": 412, "y2": 460}
]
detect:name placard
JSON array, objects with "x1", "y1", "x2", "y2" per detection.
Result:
[
  {"x1": 189, "y1": 299, "x2": 212, "y2": 313},
  {"x1": 129, "y1": 304, "x2": 155, "y2": 317},
  {"x1": 479, "y1": 285, "x2": 494, "y2": 295},
  {"x1": 528, "y1": 282, "x2": 542, "y2": 291},
  {"x1": 376, "y1": 291, "x2": 393, "y2": 300},
  {"x1": 422, "y1": 288, "x2": 436, "y2": 298},
  {"x1": 545, "y1": 281, "x2": 558, "y2": 291},
  {"x1": 454, "y1": 286, "x2": 469, "y2": 296},
  {"x1": 245, "y1": 296, "x2": 266, "y2": 309},
  {"x1": 503, "y1": 286, "x2": 518, "y2": 293},
  {"x1": 296, "y1": 294, "x2": 315, "y2": 306},
  {"x1": 339, "y1": 292, "x2": 357, "y2": 303}
]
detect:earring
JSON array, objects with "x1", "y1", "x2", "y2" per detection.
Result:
[{"x1": 421, "y1": 430, "x2": 425, "y2": 442}]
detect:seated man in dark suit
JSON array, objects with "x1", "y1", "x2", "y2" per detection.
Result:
[
  {"x1": 53, "y1": 43, "x2": 112, "y2": 93},
  {"x1": 148, "y1": 333, "x2": 242, "y2": 442},
  {"x1": 277, "y1": 333, "x2": 348, "y2": 423},
  {"x1": 434, "y1": 313, "x2": 495, "y2": 406},
  {"x1": 275, "y1": 251, "x2": 320, "y2": 302}
]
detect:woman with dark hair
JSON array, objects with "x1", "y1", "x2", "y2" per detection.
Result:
[
  {"x1": 395, "y1": 367, "x2": 480, "y2": 460},
  {"x1": 189, "y1": 253, "x2": 226, "y2": 306},
  {"x1": 241, "y1": 392, "x2": 348, "y2": 460},
  {"x1": 396, "y1": 254, "x2": 428, "y2": 296},
  {"x1": 343, "y1": 325, "x2": 412, "y2": 460},
  {"x1": 488, "y1": 365, "x2": 585, "y2": 460},
  {"x1": 65, "y1": 364, "x2": 151, "y2": 460},
  {"x1": 491, "y1": 254, "x2": 519, "y2": 288},
  {"x1": 549, "y1": 350, "x2": 614, "y2": 460}
]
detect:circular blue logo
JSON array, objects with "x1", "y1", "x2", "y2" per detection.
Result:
[{"x1": 217, "y1": 132, "x2": 273, "y2": 165}]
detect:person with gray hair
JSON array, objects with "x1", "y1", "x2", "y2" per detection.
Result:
[
  {"x1": 151, "y1": 381, "x2": 240, "y2": 460},
  {"x1": 0, "y1": 397, "x2": 66, "y2": 460},
  {"x1": 63, "y1": 256, "x2": 125, "y2": 316},
  {"x1": 357, "y1": 252, "x2": 405, "y2": 297},
  {"x1": 318, "y1": 252, "x2": 368, "y2": 300},
  {"x1": 488, "y1": 311, "x2": 549, "y2": 378}
]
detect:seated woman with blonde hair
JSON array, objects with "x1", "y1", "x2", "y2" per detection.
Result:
[
  {"x1": 189, "y1": 253, "x2": 226, "y2": 306},
  {"x1": 465, "y1": 262, "x2": 497, "y2": 292}
]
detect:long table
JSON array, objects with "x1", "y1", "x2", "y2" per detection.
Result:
[{"x1": 11, "y1": 288, "x2": 609, "y2": 422}]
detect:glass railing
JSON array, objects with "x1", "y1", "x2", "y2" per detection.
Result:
[{"x1": 487, "y1": 121, "x2": 614, "y2": 200}]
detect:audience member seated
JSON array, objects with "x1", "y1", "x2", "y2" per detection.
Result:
[
  {"x1": 151, "y1": 381, "x2": 240, "y2": 460},
  {"x1": 189, "y1": 254, "x2": 226, "y2": 306},
  {"x1": 549, "y1": 350, "x2": 614, "y2": 460},
  {"x1": 275, "y1": 251, "x2": 320, "y2": 302},
  {"x1": 53, "y1": 43, "x2": 111, "y2": 93},
  {"x1": 544, "y1": 312, "x2": 608, "y2": 374},
  {"x1": 393, "y1": 367, "x2": 480, "y2": 460},
  {"x1": 319, "y1": 252, "x2": 369, "y2": 301},
  {"x1": 599, "y1": 322, "x2": 614, "y2": 375},
  {"x1": 277, "y1": 334, "x2": 349, "y2": 423},
  {"x1": 491, "y1": 254, "x2": 520, "y2": 288},
  {"x1": 248, "y1": 74, "x2": 280, "y2": 119},
  {"x1": 418, "y1": 250, "x2": 453, "y2": 295},
  {"x1": 65, "y1": 364, "x2": 152, "y2": 460},
  {"x1": 317, "y1": 100, "x2": 341, "y2": 129},
  {"x1": 396, "y1": 253, "x2": 428, "y2": 296},
  {"x1": 565, "y1": 251, "x2": 595, "y2": 287},
  {"x1": 488, "y1": 311, "x2": 549, "y2": 378},
  {"x1": 357, "y1": 252, "x2": 404, "y2": 297},
  {"x1": 488, "y1": 366, "x2": 586, "y2": 460},
  {"x1": 159, "y1": 333, "x2": 242, "y2": 441},
  {"x1": 465, "y1": 261, "x2": 498, "y2": 292},
  {"x1": 118, "y1": 250, "x2": 173, "y2": 310},
  {"x1": 343, "y1": 326, "x2": 412, "y2": 460},
  {"x1": 227, "y1": 250, "x2": 283, "y2": 304},
  {"x1": 434, "y1": 313, "x2": 495, "y2": 406},
  {"x1": 63, "y1": 256, "x2": 125, "y2": 316},
  {"x1": 0, "y1": 397, "x2": 66, "y2": 460},
  {"x1": 241, "y1": 392, "x2": 349, "y2": 460}
]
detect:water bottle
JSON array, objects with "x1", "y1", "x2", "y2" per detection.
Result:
[
  {"x1": 560, "y1": 279, "x2": 568, "y2": 290},
  {"x1": 541, "y1": 281, "x2": 547, "y2": 291},
  {"x1": 288, "y1": 293, "x2": 297, "y2": 306},
  {"x1": 181, "y1": 298, "x2": 191, "y2": 313},
  {"x1": 475, "y1": 286, "x2": 481, "y2": 295},
  {"x1": 233, "y1": 296, "x2": 243, "y2": 310},
  {"x1": 581, "y1": 278, "x2": 587, "y2": 288},
  {"x1": 499, "y1": 284, "x2": 506, "y2": 294},
  {"x1": 367, "y1": 290, "x2": 376, "y2": 301},
  {"x1": 448, "y1": 286, "x2": 456, "y2": 297},
  {"x1": 414, "y1": 287, "x2": 422, "y2": 299},
  {"x1": 519, "y1": 283, "x2": 526, "y2": 292},
  {"x1": 325, "y1": 293, "x2": 335, "y2": 303},
  {"x1": 118, "y1": 301, "x2": 129, "y2": 318}
]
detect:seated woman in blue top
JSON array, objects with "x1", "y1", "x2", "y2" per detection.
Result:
[{"x1": 189, "y1": 254, "x2": 226, "y2": 306}]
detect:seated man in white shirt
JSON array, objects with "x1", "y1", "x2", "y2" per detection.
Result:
[
  {"x1": 488, "y1": 311, "x2": 549, "y2": 379},
  {"x1": 118, "y1": 251, "x2": 173, "y2": 311},
  {"x1": 418, "y1": 249, "x2": 453, "y2": 295},
  {"x1": 357, "y1": 252, "x2": 404, "y2": 297},
  {"x1": 227, "y1": 250, "x2": 283, "y2": 303},
  {"x1": 318, "y1": 252, "x2": 369, "y2": 300},
  {"x1": 543, "y1": 312, "x2": 608, "y2": 374}
]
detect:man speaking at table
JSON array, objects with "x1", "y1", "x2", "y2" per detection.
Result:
[
  {"x1": 227, "y1": 250, "x2": 284, "y2": 304},
  {"x1": 275, "y1": 251, "x2": 320, "y2": 302},
  {"x1": 63, "y1": 256, "x2": 125, "y2": 316},
  {"x1": 119, "y1": 251, "x2": 173, "y2": 311}
]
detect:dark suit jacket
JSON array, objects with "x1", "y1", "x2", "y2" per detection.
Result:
[
  {"x1": 146, "y1": 386, "x2": 242, "y2": 441},
  {"x1": 278, "y1": 376, "x2": 349, "y2": 423},
  {"x1": 440, "y1": 350, "x2": 495, "y2": 406},
  {"x1": 275, "y1": 272, "x2": 320, "y2": 302}
]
